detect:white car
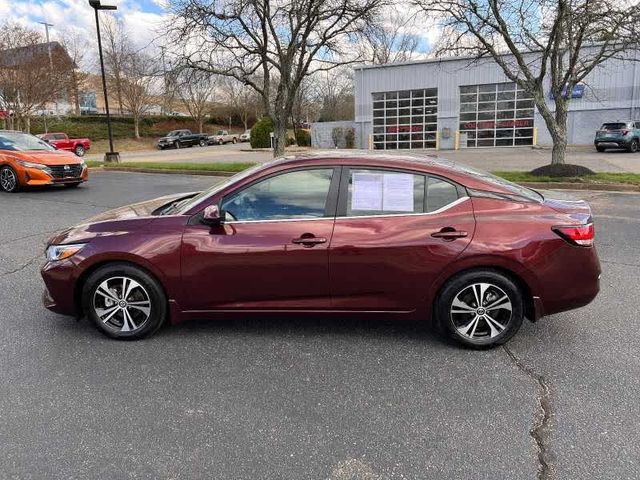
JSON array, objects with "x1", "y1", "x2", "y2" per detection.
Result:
[{"x1": 239, "y1": 129, "x2": 251, "y2": 142}]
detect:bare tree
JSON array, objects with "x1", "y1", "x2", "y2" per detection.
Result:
[
  {"x1": 364, "y1": 6, "x2": 420, "y2": 64},
  {"x1": 120, "y1": 52, "x2": 158, "y2": 138},
  {"x1": 102, "y1": 16, "x2": 130, "y2": 115},
  {"x1": 59, "y1": 31, "x2": 90, "y2": 116},
  {"x1": 415, "y1": 0, "x2": 640, "y2": 166},
  {"x1": 178, "y1": 70, "x2": 217, "y2": 133},
  {"x1": 313, "y1": 67, "x2": 355, "y2": 121},
  {"x1": 0, "y1": 22, "x2": 70, "y2": 131},
  {"x1": 223, "y1": 78, "x2": 261, "y2": 130},
  {"x1": 169, "y1": 0, "x2": 385, "y2": 156}
]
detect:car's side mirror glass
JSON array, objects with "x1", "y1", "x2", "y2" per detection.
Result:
[{"x1": 202, "y1": 205, "x2": 222, "y2": 225}]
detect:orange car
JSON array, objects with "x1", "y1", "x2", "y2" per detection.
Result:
[{"x1": 0, "y1": 130, "x2": 88, "y2": 193}]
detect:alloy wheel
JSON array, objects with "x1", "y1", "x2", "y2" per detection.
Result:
[
  {"x1": 450, "y1": 282, "x2": 513, "y2": 341},
  {"x1": 1, "y1": 168, "x2": 17, "y2": 192},
  {"x1": 75, "y1": 145, "x2": 85, "y2": 156},
  {"x1": 92, "y1": 276, "x2": 152, "y2": 334}
]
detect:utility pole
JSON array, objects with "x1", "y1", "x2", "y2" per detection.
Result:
[
  {"x1": 160, "y1": 46, "x2": 169, "y2": 116},
  {"x1": 88, "y1": 0, "x2": 119, "y2": 163}
]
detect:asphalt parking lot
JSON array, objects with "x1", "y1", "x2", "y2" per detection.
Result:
[{"x1": 1, "y1": 171, "x2": 639, "y2": 479}]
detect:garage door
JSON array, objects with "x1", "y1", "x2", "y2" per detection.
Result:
[{"x1": 372, "y1": 89, "x2": 438, "y2": 150}]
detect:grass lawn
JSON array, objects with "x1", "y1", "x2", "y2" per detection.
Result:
[
  {"x1": 85, "y1": 160, "x2": 640, "y2": 186},
  {"x1": 494, "y1": 171, "x2": 640, "y2": 186},
  {"x1": 89, "y1": 138, "x2": 158, "y2": 155},
  {"x1": 86, "y1": 161, "x2": 257, "y2": 173}
]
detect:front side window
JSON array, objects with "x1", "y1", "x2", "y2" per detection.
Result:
[
  {"x1": 221, "y1": 169, "x2": 334, "y2": 221},
  {"x1": 347, "y1": 169, "x2": 425, "y2": 216}
]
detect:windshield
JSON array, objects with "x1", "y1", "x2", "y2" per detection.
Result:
[
  {"x1": 601, "y1": 123, "x2": 628, "y2": 130},
  {"x1": 173, "y1": 163, "x2": 265, "y2": 214},
  {"x1": 0, "y1": 131, "x2": 55, "y2": 152}
]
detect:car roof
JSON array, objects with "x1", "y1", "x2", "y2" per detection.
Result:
[{"x1": 251, "y1": 150, "x2": 517, "y2": 193}]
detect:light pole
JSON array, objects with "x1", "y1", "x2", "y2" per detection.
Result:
[
  {"x1": 38, "y1": 21, "x2": 57, "y2": 117},
  {"x1": 88, "y1": 0, "x2": 119, "y2": 163}
]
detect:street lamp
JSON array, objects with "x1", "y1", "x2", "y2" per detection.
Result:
[{"x1": 88, "y1": 0, "x2": 119, "y2": 163}]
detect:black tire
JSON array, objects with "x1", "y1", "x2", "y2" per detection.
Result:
[
  {"x1": 0, "y1": 165, "x2": 20, "y2": 193},
  {"x1": 74, "y1": 145, "x2": 85, "y2": 157},
  {"x1": 64, "y1": 182, "x2": 82, "y2": 188},
  {"x1": 82, "y1": 263, "x2": 167, "y2": 340},
  {"x1": 595, "y1": 145, "x2": 605, "y2": 152},
  {"x1": 628, "y1": 139, "x2": 639, "y2": 153},
  {"x1": 199, "y1": 139, "x2": 207, "y2": 147},
  {"x1": 232, "y1": 137, "x2": 237, "y2": 144},
  {"x1": 218, "y1": 139, "x2": 223, "y2": 145},
  {"x1": 435, "y1": 269, "x2": 524, "y2": 349},
  {"x1": 174, "y1": 141, "x2": 181, "y2": 149}
]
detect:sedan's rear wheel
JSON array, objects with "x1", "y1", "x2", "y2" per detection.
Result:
[
  {"x1": 83, "y1": 264, "x2": 167, "y2": 340},
  {"x1": 628, "y1": 139, "x2": 639, "y2": 153},
  {"x1": 0, "y1": 166, "x2": 19, "y2": 193},
  {"x1": 436, "y1": 270, "x2": 524, "y2": 348}
]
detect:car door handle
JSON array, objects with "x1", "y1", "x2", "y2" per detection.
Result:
[
  {"x1": 431, "y1": 228, "x2": 468, "y2": 240},
  {"x1": 292, "y1": 235, "x2": 327, "y2": 246}
]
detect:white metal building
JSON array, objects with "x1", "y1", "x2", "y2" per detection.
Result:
[{"x1": 312, "y1": 51, "x2": 640, "y2": 150}]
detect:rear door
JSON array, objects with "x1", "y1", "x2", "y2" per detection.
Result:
[{"x1": 328, "y1": 167, "x2": 475, "y2": 312}]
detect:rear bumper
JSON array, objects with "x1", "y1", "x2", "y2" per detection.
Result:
[
  {"x1": 594, "y1": 139, "x2": 631, "y2": 147},
  {"x1": 537, "y1": 245, "x2": 601, "y2": 317}
]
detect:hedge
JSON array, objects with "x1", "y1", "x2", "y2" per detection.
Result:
[{"x1": 250, "y1": 116, "x2": 274, "y2": 148}]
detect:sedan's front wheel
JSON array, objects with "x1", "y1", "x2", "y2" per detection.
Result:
[
  {"x1": 436, "y1": 269, "x2": 524, "y2": 349},
  {"x1": 82, "y1": 263, "x2": 167, "y2": 340},
  {"x1": 0, "y1": 166, "x2": 19, "y2": 193}
]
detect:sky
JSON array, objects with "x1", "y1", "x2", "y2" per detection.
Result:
[
  {"x1": 1, "y1": 0, "x2": 441, "y2": 70},
  {"x1": 1, "y1": 0, "x2": 167, "y2": 58}
]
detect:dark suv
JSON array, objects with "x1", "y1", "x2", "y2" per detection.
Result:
[{"x1": 594, "y1": 121, "x2": 640, "y2": 152}]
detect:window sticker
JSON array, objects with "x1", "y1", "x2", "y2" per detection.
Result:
[
  {"x1": 352, "y1": 172, "x2": 383, "y2": 211},
  {"x1": 382, "y1": 173, "x2": 414, "y2": 211}
]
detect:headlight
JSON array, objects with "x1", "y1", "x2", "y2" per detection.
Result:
[
  {"x1": 17, "y1": 160, "x2": 52, "y2": 173},
  {"x1": 45, "y1": 243, "x2": 86, "y2": 262}
]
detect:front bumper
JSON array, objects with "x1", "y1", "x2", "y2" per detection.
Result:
[
  {"x1": 21, "y1": 165, "x2": 88, "y2": 187},
  {"x1": 41, "y1": 258, "x2": 81, "y2": 317}
]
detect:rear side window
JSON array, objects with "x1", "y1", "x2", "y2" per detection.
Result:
[
  {"x1": 426, "y1": 177, "x2": 459, "y2": 212},
  {"x1": 601, "y1": 123, "x2": 627, "y2": 130},
  {"x1": 346, "y1": 169, "x2": 425, "y2": 216}
]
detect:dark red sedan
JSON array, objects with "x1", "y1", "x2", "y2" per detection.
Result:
[{"x1": 41, "y1": 153, "x2": 600, "y2": 348}]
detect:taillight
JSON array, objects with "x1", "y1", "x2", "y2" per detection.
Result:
[
  {"x1": 553, "y1": 223, "x2": 594, "y2": 246},
  {"x1": 622, "y1": 129, "x2": 630, "y2": 135}
]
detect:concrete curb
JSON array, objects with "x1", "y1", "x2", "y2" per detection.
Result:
[
  {"x1": 89, "y1": 167, "x2": 236, "y2": 177},
  {"x1": 520, "y1": 182, "x2": 640, "y2": 192},
  {"x1": 88, "y1": 167, "x2": 639, "y2": 192}
]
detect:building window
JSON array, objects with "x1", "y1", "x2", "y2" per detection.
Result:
[
  {"x1": 458, "y1": 83, "x2": 534, "y2": 147},
  {"x1": 372, "y1": 88, "x2": 438, "y2": 150}
]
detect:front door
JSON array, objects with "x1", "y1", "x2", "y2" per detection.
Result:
[
  {"x1": 328, "y1": 167, "x2": 475, "y2": 312},
  {"x1": 180, "y1": 167, "x2": 339, "y2": 311}
]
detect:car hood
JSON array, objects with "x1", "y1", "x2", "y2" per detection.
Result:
[
  {"x1": 48, "y1": 191, "x2": 200, "y2": 245},
  {"x1": 1, "y1": 150, "x2": 81, "y2": 165}
]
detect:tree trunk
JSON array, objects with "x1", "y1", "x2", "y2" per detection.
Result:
[
  {"x1": 198, "y1": 119, "x2": 204, "y2": 134},
  {"x1": 273, "y1": 115, "x2": 287, "y2": 157},
  {"x1": 134, "y1": 116, "x2": 140, "y2": 138},
  {"x1": 72, "y1": 70, "x2": 81, "y2": 116},
  {"x1": 551, "y1": 99, "x2": 568, "y2": 165},
  {"x1": 24, "y1": 116, "x2": 31, "y2": 134}
]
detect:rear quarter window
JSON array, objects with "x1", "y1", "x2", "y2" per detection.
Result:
[{"x1": 426, "y1": 177, "x2": 459, "y2": 212}]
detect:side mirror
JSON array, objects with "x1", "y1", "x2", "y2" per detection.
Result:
[{"x1": 202, "y1": 205, "x2": 222, "y2": 225}]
